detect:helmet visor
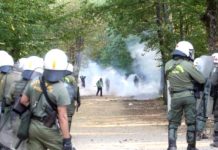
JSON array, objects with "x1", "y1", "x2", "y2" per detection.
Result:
[
  {"x1": 22, "y1": 70, "x2": 42, "y2": 80},
  {"x1": 0, "y1": 66, "x2": 13, "y2": 73},
  {"x1": 43, "y1": 69, "x2": 66, "y2": 82},
  {"x1": 172, "y1": 50, "x2": 187, "y2": 57}
]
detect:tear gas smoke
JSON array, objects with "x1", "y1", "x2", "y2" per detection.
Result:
[{"x1": 79, "y1": 38, "x2": 162, "y2": 100}]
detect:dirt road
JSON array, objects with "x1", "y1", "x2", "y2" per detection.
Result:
[{"x1": 71, "y1": 96, "x2": 214, "y2": 150}]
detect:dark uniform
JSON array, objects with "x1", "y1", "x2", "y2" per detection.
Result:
[
  {"x1": 105, "y1": 78, "x2": 110, "y2": 92},
  {"x1": 23, "y1": 78, "x2": 71, "y2": 150},
  {"x1": 0, "y1": 70, "x2": 21, "y2": 149},
  {"x1": 165, "y1": 58, "x2": 205, "y2": 150},
  {"x1": 64, "y1": 75, "x2": 80, "y2": 130},
  {"x1": 80, "y1": 76, "x2": 86, "y2": 88},
  {"x1": 195, "y1": 78, "x2": 212, "y2": 140},
  {"x1": 133, "y1": 75, "x2": 139, "y2": 87},
  {"x1": 96, "y1": 78, "x2": 103, "y2": 96},
  {"x1": 19, "y1": 49, "x2": 74, "y2": 150},
  {"x1": 210, "y1": 65, "x2": 218, "y2": 147}
]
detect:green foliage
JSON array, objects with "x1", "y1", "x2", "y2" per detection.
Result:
[
  {"x1": 80, "y1": 0, "x2": 155, "y2": 36},
  {"x1": 0, "y1": 0, "x2": 82, "y2": 60},
  {"x1": 0, "y1": 0, "x2": 210, "y2": 69},
  {"x1": 86, "y1": 29, "x2": 133, "y2": 71},
  {"x1": 167, "y1": 0, "x2": 207, "y2": 57},
  {"x1": 80, "y1": 0, "x2": 208, "y2": 65},
  {"x1": 99, "y1": 30, "x2": 133, "y2": 71}
]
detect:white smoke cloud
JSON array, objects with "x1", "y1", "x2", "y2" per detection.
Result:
[{"x1": 79, "y1": 38, "x2": 162, "y2": 100}]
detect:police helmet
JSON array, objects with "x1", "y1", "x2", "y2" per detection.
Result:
[
  {"x1": 17, "y1": 58, "x2": 28, "y2": 70},
  {"x1": 0, "y1": 51, "x2": 14, "y2": 73},
  {"x1": 43, "y1": 49, "x2": 68, "y2": 82},
  {"x1": 22, "y1": 56, "x2": 43, "y2": 80},
  {"x1": 172, "y1": 41, "x2": 194, "y2": 60}
]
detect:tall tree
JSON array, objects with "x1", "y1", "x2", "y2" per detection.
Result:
[
  {"x1": 0, "y1": 0, "x2": 78, "y2": 59},
  {"x1": 80, "y1": 0, "x2": 207, "y2": 62},
  {"x1": 201, "y1": 0, "x2": 218, "y2": 53}
]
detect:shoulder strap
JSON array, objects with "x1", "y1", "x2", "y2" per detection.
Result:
[{"x1": 40, "y1": 76, "x2": 57, "y2": 111}]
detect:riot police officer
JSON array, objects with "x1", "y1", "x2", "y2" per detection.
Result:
[
  {"x1": 210, "y1": 53, "x2": 218, "y2": 147},
  {"x1": 63, "y1": 63, "x2": 80, "y2": 130},
  {"x1": 165, "y1": 41, "x2": 205, "y2": 150},
  {"x1": 2, "y1": 56, "x2": 43, "y2": 150},
  {"x1": 20, "y1": 49, "x2": 75, "y2": 150},
  {"x1": 0, "y1": 51, "x2": 21, "y2": 149}
]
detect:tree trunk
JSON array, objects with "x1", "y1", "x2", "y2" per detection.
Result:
[
  {"x1": 156, "y1": 0, "x2": 164, "y2": 47},
  {"x1": 156, "y1": 0, "x2": 167, "y2": 104},
  {"x1": 201, "y1": 0, "x2": 218, "y2": 53},
  {"x1": 67, "y1": 37, "x2": 84, "y2": 83}
]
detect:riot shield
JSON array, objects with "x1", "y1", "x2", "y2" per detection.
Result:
[
  {"x1": 201, "y1": 56, "x2": 214, "y2": 116},
  {"x1": 195, "y1": 55, "x2": 214, "y2": 78},
  {"x1": 194, "y1": 56, "x2": 214, "y2": 137},
  {"x1": 194, "y1": 55, "x2": 214, "y2": 116}
]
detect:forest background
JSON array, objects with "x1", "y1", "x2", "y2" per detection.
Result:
[{"x1": 0, "y1": 0, "x2": 217, "y2": 100}]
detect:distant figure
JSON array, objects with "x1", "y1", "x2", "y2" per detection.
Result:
[
  {"x1": 134, "y1": 75, "x2": 139, "y2": 87},
  {"x1": 125, "y1": 73, "x2": 129, "y2": 80},
  {"x1": 80, "y1": 75, "x2": 86, "y2": 87},
  {"x1": 96, "y1": 78, "x2": 103, "y2": 96},
  {"x1": 105, "y1": 78, "x2": 110, "y2": 92}
]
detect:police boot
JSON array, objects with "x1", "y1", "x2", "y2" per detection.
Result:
[
  {"x1": 196, "y1": 132, "x2": 201, "y2": 141},
  {"x1": 187, "y1": 144, "x2": 198, "y2": 150},
  {"x1": 196, "y1": 131, "x2": 209, "y2": 141},
  {"x1": 167, "y1": 147, "x2": 177, "y2": 150},
  {"x1": 167, "y1": 139, "x2": 177, "y2": 150},
  {"x1": 201, "y1": 133, "x2": 209, "y2": 139},
  {"x1": 167, "y1": 128, "x2": 177, "y2": 150}
]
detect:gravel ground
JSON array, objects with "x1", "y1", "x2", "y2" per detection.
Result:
[{"x1": 70, "y1": 96, "x2": 216, "y2": 150}]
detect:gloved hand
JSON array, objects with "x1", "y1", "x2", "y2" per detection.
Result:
[{"x1": 63, "y1": 137, "x2": 73, "y2": 150}]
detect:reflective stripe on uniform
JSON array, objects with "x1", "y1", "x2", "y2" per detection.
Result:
[{"x1": 171, "y1": 65, "x2": 184, "y2": 74}]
